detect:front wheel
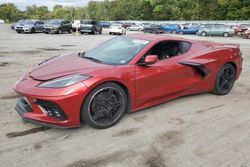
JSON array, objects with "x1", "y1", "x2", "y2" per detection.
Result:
[
  {"x1": 81, "y1": 82, "x2": 127, "y2": 129},
  {"x1": 212, "y1": 63, "x2": 236, "y2": 95}
]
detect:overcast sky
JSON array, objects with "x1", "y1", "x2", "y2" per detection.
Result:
[{"x1": 0, "y1": 0, "x2": 92, "y2": 10}]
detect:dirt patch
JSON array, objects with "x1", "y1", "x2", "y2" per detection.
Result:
[
  {"x1": 66, "y1": 151, "x2": 129, "y2": 167},
  {"x1": 169, "y1": 117, "x2": 184, "y2": 125},
  {"x1": 1, "y1": 93, "x2": 19, "y2": 100},
  {"x1": 156, "y1": 130, "x2": 183, "y2": 148},
  {"x1": 0, "y1": 62, "x2": 9, "y2": 67},
  {"x1": 33, "y1": 143, "x2": 42, "y2": 149},
  {"x1": 20, "y1": 50, "x2": 42, "y2": 55},
  {"x1": 38, "y1": 47, "x2": 65, "y2": 51},
  {"x1": 145, "y1": 146, "x2": 166, "y2": 167},
  {"x1": 6, "y1": 127, "x2": 50, "y2": 138},
  {"x1": 133, "y1": 115, "x2": 147, "y2": 123},
  {"x1": 195, "y1": 104, "x2": 225, "y2": 114},
  {"x1": 0, "y1": 51, "x2": 9, "y2": 54},
  {"x1": 112, "y1": 128, "x2": 140, "y2": 137},
  {"x1": 61, "y1": 45, "x2": 76, "y2": 47}
]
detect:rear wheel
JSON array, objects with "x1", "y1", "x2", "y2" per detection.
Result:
[
  {"x1": 212, "y1": 63, "x2": 236, "y2": 95},
  {"x1": 172, "y1": 30, "x2": 176, "y2": 34},
  {"x1": 223, "y1": 32, "x2": 229, "y2": 37},
  {"x1": 201, "y1": 31, "x2": 207, "y2": 36},
  {"x1": 81, "y1": 82, "x2": 127, "y2": 129},
  {"x1": 179, "y1": 31, "x2": 184, "y2": 35}
]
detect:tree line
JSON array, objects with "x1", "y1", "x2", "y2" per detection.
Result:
[{"x1": 0, "y1": 0, "x2": 249, "y2": 23}]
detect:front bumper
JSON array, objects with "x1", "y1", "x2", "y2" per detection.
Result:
[
  {"x1": 14, "y1": 76, "x2": 89, "y2": 128},
  {"x1": 44, "y1": 28, "x2": 58, "y2": 33},
  {"x1": 109, "y1": 29, "x2": 123, "y2": 34}
]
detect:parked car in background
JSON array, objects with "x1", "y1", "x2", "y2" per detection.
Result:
[
  {"x1": 162, "y1": 24, "x2": 181, "y2": 33},
  {"x1": 234, "y1": 24, "x2": 250, "y2": 35},
  {"x1": 109, "y1": 24, "x2": 126, "y2": 35},
  {"x1": 198, "y1": 24, "x2": 235, "y2": 37},
  {"x1": 80, "y1": 20, "x2": 102, "y2": 34},
  {"x1": 11, "y1": 19, "x2": 25, "y2": 30},
  {"x1": 44, "y1": 19, "x2": 72, "y2": 34},
  {"x1": 127, "y1": 24, "x2": 144, "y2": 31},
  {"x1": 15, "y1": 20, "x2": 44, "y2": 33},
  {"x1": 177, "y1": 26, "x2": 199, "y2": 35},
  {"x1": 143, "y1": 24, "x2": 164, "y2": 34},
  {"x1": 100, "y1": 21, "x2": 111, "y2": 28},
  {"x1": 122, "y1": 22, "x2": 135, "y2": 29},
  {"x1": 242, "y1": 28, "x2": 250, "y2": 39}
]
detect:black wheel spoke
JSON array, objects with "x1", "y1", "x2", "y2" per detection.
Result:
[
  {"x1": 92, "y1": 109, "x2": 106, "y2": 120},
  {"x1": 112, "y1": 100, "x2": 123, "y2": 108},
  {"x1": 106, "y1": 110, "x2": 114, "y2": 121},
  {"x1": 107, "y1": 89, "x2": 114, "y2": 100}
]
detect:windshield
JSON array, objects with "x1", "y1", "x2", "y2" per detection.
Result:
[
  {"x1": 83, "y1": 36, "x2": 151, "y2": 65},
  {"x1": 24, "y1": 20, "x2": 35, "y2": 25},
  {"x1": 112, "y1": 24, "x2": 122, "y2": 27},
  {"x1": 48, "y1": 20, "x2": 62, "y2": 25},
  {"x1": 81, "y1": 21, "x2": 93, "y2": 24}
]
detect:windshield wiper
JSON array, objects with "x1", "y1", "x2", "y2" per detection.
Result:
[
  {"x1": 79, "y1": 52, "x2": 103, "y2": 63},
  {"x1": 83, "y1": 56, "x2": 103, "y2": 63}
]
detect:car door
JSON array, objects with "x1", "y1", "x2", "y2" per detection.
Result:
[
  {"x1": 36, "y1": 21, "x2": 44, "y2": 32},
  {"x1": 61, "y1": 21, "x2": 68, "y2": 31},
  {"x1": 135, "y1": 41, "x2": 201, "y2": 108}
]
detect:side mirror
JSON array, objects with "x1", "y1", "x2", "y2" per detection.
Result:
[{"x1": 139, "y1": 55, "x2": 158, "y2": 66}]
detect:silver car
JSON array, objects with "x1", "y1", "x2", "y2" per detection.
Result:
[{"x1": 198, "y1": 24, "x2": 235, "y2": 37}]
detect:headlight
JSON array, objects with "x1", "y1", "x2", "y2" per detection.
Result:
[{"x1": 38, "y1": 74, "x2": 91, "y2": 88}]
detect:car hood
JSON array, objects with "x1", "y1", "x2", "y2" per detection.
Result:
[{"x1": 29, "y1": 53, "x2": 111, "y2": 81}]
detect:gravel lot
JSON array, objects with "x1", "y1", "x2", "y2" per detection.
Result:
[{"x1": 0, "y1": 24, "x2": 250, "y2": 167}]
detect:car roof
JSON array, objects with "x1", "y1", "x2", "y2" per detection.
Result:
[{"x1": 126, "y1": 34, "x2": 188, "y2": 42}]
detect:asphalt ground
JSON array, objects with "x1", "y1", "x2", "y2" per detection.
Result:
[{"x1": 0, "y1": 24, "x2": 250, "y2": 167}]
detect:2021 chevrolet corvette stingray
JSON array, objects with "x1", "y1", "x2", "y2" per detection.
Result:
[{"x1": 14, "y1": 34, "x2": 243, "y2": 129}]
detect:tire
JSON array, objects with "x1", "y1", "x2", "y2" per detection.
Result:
[
  {"x1": 212, "y1": 63, "x2": 236, "y2": 95},
  {"x1": 223, "y1": 32, "x2": 229, "y2": 37},
  {"x1": 31, "y1": 28, "x2": 35, "y2": 33},
  {"x1": 81, "y1": 32, "x2": 84, "y2": 34},
  {"x1": 68, "y1": 28, "x2": 73, "y2": 33},
  {"x1": 81, "y1": 82, "x2": 127, "y2": 129},
  {"x1": 201, "y1": 31, "x2": 207, "y2": 36},
  {"x1": 172, "y1": 30, "x2": 176, "y2": 34},
  {"x1": 44, "y1": 32, "x2": 49, "y2": 34},
  {"x1": 58, "y1": 29, "x2": 62, "y2": 34},
  {"x1": 179, "y1": 31, "x2": 183, "y2": 35}
]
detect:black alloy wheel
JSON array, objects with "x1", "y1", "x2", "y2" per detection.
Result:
[
  {"x1": 81, "y1": 82, "x2": 127, "y2": 129},
  {"x1": 212, "y1": 63, "x2": 236, "y2": 95}
]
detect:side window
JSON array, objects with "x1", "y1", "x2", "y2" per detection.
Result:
[
  {"x1": 181, "y1": 42, "x2": 192, "y2": 53},
  {"x1": 146, "y1": 41, "x2": 182, "y2": 60}
]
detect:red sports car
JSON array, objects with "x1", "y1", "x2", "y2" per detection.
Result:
[{"x1": 14, "y1": 34, "x2": 243, "y2": 129}]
